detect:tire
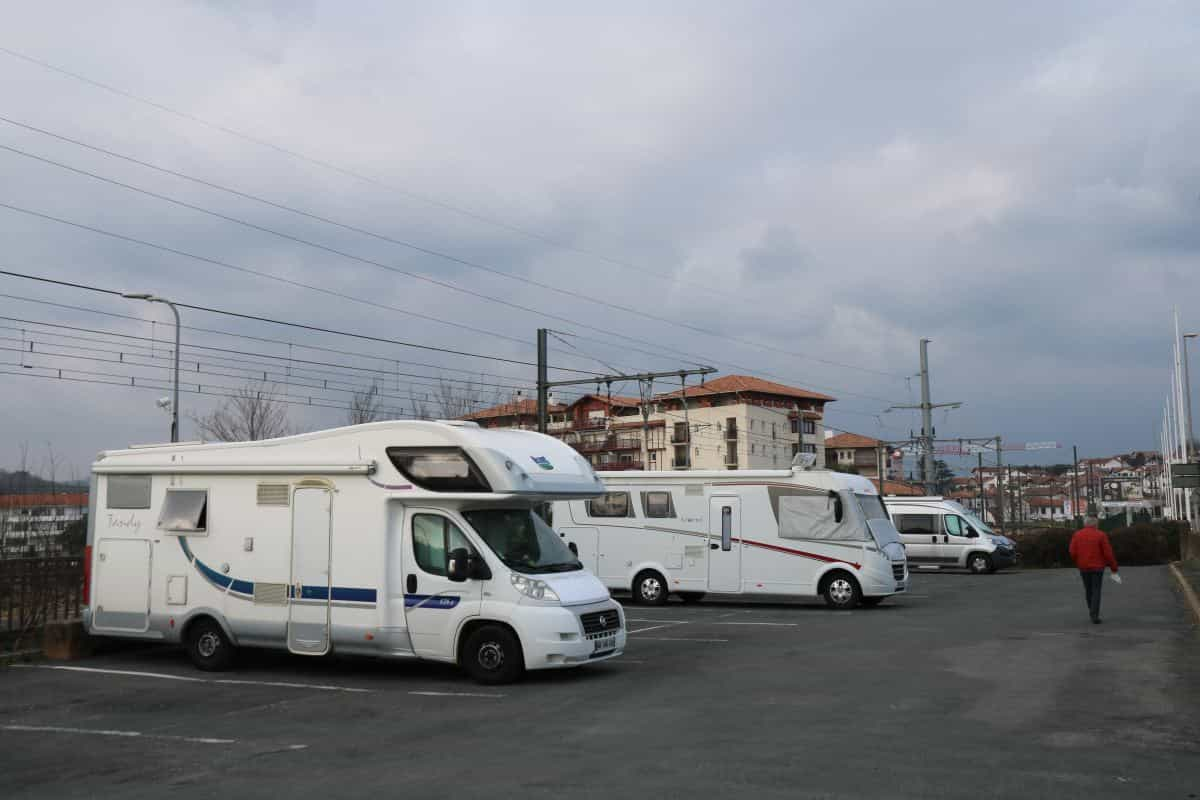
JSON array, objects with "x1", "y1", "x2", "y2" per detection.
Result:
[
  {"x1": 860, "y1": 596, "x2": 885, "y2": 608},
  {"x1": 185, "y1": 617, "x2": 235, "y2": 672},
  {"x1": 461, "y1": 625, "x2": 525, "y2": 685},
  {"x1": 633, "y1": 570, "x2": 668, "y2": 605},
  {"x1": 967, "y1": 552, "x2": 993, "y2": 575},
  {"x1": 821, "y1": 572, "x2": 861, "y2": 609},
  {"x1": 677, "y1": 592, "x2": 706, "y2": 604}
]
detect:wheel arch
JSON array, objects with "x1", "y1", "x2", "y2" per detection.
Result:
[
  {"x1": 178, "y1": 608, "x2": 238, "y2": 646},
  {"x1": 455, "y1": 618, "x2": 523, "y2": 667}
]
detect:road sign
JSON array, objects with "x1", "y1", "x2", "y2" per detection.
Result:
[
  {"x1": 1170, "y1": 463, "x2": 1200, "y2": 479},
  {"x1": 1175, "y1": 476, "x2": 1200, "y2": 489}
]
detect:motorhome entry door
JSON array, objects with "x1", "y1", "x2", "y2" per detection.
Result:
[
  {"x1": 288, "y1": 487, "x2": 332, "y2": 655},
  {"x1": 707, "y1": 496, "x2": 742, "y2": 593}
]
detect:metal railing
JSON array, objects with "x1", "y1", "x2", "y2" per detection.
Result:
[{"x1": 0, "y1": 556, "x2": 84, "y2": 652}]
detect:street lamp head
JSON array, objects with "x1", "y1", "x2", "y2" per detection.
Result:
[
  {"x1": 121, "y1": 292, "x2": 153, "y2": 300},
  {"x1": 1185, "y1": 333, "x2": 1199, "y2": 340}
]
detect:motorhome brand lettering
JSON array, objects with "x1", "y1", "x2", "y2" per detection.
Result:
[
  {"x1": 531, "y1": 456, "x2": 554, "y2": 470},
  {"x1": 107, "y1": 513, "x2": 142, "y2": 532}
]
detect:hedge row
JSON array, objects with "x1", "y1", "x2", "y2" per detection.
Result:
[{"x1": 1009, "y1": 522, "x2": 1183, "y2": 568}]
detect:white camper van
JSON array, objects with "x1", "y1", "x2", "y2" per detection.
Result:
[
  {"x1": 83, "y1": 421, "x2": 625, "y2": 684},
  {"x1": 550, "y1": 468, "x2": 907, "y2": 609},
  {"x1": 886, "y1": 496, "x2": 1018, "y2": 574}
]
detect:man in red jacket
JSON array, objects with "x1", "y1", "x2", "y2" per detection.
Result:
[{"x1": 1069, "y1": 515, "x2": 1119, "y2": 624}]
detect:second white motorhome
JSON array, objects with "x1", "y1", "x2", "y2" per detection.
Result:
[
  {"x1": 84, "y1": 421, "x2": 625, "y2": 685},
  {"x1": 551, "y1": 467, "x2": 907, "y2": 608}
]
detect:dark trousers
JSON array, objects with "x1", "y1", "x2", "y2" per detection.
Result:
[{"x1": 1079, "y1": 570, "x2": 1104, "y2": 620}]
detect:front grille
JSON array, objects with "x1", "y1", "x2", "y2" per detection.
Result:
[
  {"x1": 892, "y1": 562, "x2": 906, "y2": 581},
  {"x1": 580, "y1": 610, "x2": 622, "y2": 635}
]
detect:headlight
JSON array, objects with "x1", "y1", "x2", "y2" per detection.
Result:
[{"x1": 510, "y1": 573, "x2": 561, "y2": 602}]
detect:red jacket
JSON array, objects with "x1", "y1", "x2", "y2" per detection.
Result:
[{"x1": 1069, "y1": 526, "x2": 1118, "y2": 572}]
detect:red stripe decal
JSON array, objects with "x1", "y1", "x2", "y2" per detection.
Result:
[{"x1": 736, "y1": 538, "x2": 860, "y2": 569}]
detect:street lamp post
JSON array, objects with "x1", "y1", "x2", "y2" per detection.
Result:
[{"x1": 122, "y1": 292, "x2": 180, "y2": 443}]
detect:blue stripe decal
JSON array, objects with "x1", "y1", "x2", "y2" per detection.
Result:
[
  {"x1": 404, "y1": 594, "x2": 461, "y2": 609},
  {"x1": 178, "y1": 537, "x2": 376, "y2": 604}
]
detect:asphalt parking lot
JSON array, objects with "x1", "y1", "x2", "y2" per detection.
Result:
[{"x1": 3, "y1": 565, "x2": 1199, "y2": 799}]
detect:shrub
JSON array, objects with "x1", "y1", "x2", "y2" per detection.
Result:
[{"x1": 1011, "y1": 521, "x2": 1183, "y2": 568}]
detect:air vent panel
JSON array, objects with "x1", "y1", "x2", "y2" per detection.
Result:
[{"x1": 256, "y1": 483, "x2": 290, "y2": 506}]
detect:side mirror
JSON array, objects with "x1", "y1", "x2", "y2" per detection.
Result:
[
  {"x1": 829, "y1": 491, "x2": 844, "y2": 523},
  {"x1": 568, "y1": 541, "x2": 579, "y2": 556},
  {"x1": 447, "y1": 548, "x2": 471, "y2": 582},
  {"x1": 967, "y1": 528, "x2": 979, "y2": 539}
]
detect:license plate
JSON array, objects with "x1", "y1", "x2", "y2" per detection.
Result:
[{"x1": 593, "y1": 635, "x2": 616, "y2": 653}]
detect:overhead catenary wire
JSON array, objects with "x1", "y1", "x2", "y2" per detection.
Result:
[
  {"x1": 0, "y1": 127, "x2": 905, "y2": 380},
  {"x1": 0, "y1": 289, "x2": 586, "y2": 393},
  {"x1": 0, "y1": 46, "x2": 742, "y2": 304},
  {"x1": 0, "y1": 269, "x2": 601, "y2": 376}
]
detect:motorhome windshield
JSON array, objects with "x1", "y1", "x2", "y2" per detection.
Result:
[
  {"x1": 855, "y1": 494, "x2": 902, "y2": 547},
  {"x1": 462, "y1": 508, "x2": 582, "y2": 573}
]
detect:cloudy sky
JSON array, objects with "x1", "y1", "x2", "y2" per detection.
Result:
[{"x1": 1, "y1": 1, "x2": 1197, "y2": 478}]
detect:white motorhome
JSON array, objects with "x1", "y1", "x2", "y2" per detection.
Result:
[
  {"x1": 886, "y1": 496, "x2": 1018, "y2": 574},
  {"x1": 83, "y1": 421, "x2": 625, "y2": 684},
  {"x1": 550, "y1": 467, "x2": 908, "y2": 609}
]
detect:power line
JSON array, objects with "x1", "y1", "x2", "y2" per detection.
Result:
[
  {"x1": 0, "y1": 289, "x2": 585, "y2": 392},
  {"x1": 0, "y1": 45, "x2": 734, "y2": 301},
  {"x1": 0, "y1": 268, "x2": 601, "y2": 375},
  {"x1": 0, "y1": 125, "x2": 904, "y2": 380}
]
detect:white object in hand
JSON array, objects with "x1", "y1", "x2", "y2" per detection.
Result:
[{"x1": 1111, "y1": 573, "x2": 1122, "y2": 585}]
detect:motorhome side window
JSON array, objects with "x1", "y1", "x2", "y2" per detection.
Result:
[
  {"x1": 587, "y1": 492, "x2": 632, "y2": 518},
  {"x1": 641, "y1": 491, "x2": 676, "y2": 519},
  {"x1": 412, "y1": 514, "x2": 473, "y2": 577},
  {"x1": 107, "y1": 475, "x2": 151, "y2": 509},
  {"x1": 157, "y1": 489, "x2": 208, "y2": 533},
  {"x1": 894, "y1": 514, "x2": 936, "y2": 535}
]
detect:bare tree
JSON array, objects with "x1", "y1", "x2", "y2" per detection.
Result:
[
  {"x1": 347, "y1": 381, "x2": 385, "y2": 425},
  {"x1": 433, "y1": 378, "x2": 496, "y2": 419},
  {"x1": 193, "y1": 381, "x2": 292, "y2": 442},
  {"x1": 409, "y1": 390, "x2": 432, "y2": 421}
]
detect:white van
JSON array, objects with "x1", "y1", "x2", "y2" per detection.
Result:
[
  {"x1": 886, "y1": 496, "x2": 1018, "y2": 574},
  {"x1": 83, "y1": 421, "x2": 625, "y2": 684},
  {"x1": 550, "y1": 467, "x2": 907, "y2": 609}
]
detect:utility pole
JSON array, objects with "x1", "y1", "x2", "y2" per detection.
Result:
[
  {"x1": 535, "y1": 331, "x2": 716, "y2": 470},
  {"x1": 536, "y1": 328, "x2": 549, "y2": 433},
  {"x1": 995, "y1": 436, "x2": 1005, "y2": 530},
  {"x1": 877, "y1": 443, "x2": 886, "y2": 494},
  {"x1": 1072, "y1": 445, "x2": 1080, "y2": 525},
  {"x1": 885, "y1": 339, "x2": 961, "y2": 494},
  {"x1": 977, "y1": 452, "x2": 985, "y2": 521},
  {"x1": 681, "y1": 373, "x2": 692, "y2": 469}
]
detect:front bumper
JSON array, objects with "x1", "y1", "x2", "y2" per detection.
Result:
[
  {"x1": 991, "y1": 548, "x2": 1019, "y2": 569},
  {"x1": 863, "y1": 562, "x2": 908, "y2": 597},
  {"x1": 515, "y1": 599, "x2": 627, "y2": 671}
]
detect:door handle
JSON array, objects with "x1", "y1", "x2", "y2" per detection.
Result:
[
  {"x1": 943, "y1": 535, "x2": 949, "y2": 543},
  {"x1": 930, "y1": 536, "x2": 936, "y2": 543},
  {"x1": 406, "y1": 574, "x2": 417, "y2": 594},
  {"x1": 710, "y1": 543, "x2": 719, "y2": 550}
]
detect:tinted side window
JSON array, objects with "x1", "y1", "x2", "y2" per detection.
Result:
[
  {"x1": 641, "y1": 491, "x2": 676, "y2": 519},
  {"x1": 895, "y1": 514, "x2": 936, "y2": 535},
  {"x1": 412, "y1": 514, "x2": 472, "y2": 576},
  {"x1": 587, "y1": 492, "x2": 632, "y2": 518}
]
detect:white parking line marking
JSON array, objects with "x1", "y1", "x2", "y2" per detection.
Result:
[
  {"x1": 19, "y1": 665, "x2": 371, "y2": 693},
  {"x1": 626, "y1": 618, "x2": 690, "y2": 623},
  {"x1": 0, "y1": 723, "x2": 308, "y2": 748},
  {"x1": 631, "y1": 636, "x2": 728, "y2": 643},
  {"x1": 713, "y1": 622, "x2": 799, "y2": 627},
  {"x1": 408, "y1": 691, "x2": 505, "y2": 698},
  {"x1": 627, "y1": 623, "x2": 688, "y2": 634}
]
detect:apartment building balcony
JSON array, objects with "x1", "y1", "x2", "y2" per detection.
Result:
[
  {"x1": 725, "y1": 421, "x2": 738, "y2": 440},
  {"x1": 595, "y1": 461, "x2": 644, "y2": 471},
  {"x1": 572, "y1": 435, "x2": 642, "y2": 454},
  {"x1": 670, "y1": 424, "x2": 690, "y2": 444}
]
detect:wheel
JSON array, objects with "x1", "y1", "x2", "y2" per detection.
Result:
[
  {"x1": 633, "y1": 570, "x2": 668, "y2": 605},
  {"x1": 677, "y1": 592, "x2": 706, "y2": 604},
  {"x1": 860, "y1": 596, "x2": 885, "y2": 608},
  {"x1": 461, "y1": 625, "x2": 525, "y2": 685},
  {"x1": 967, "y1": 552, "x2": 993, "y2": 575},
  {"x1": 185, "y1": 617, "x2": 235, "y2": 672},
  {"x1": 821, "y1": 572, "x2": 861, "y2": 609}
]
